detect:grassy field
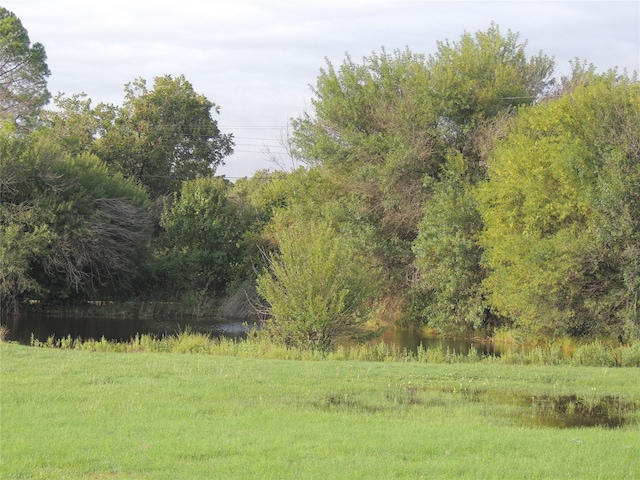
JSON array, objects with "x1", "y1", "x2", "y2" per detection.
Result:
[{"x1": 1, "y1": 342, "x2": 639, "y2": 479}]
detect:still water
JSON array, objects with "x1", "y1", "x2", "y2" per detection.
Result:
[
  {"x1": 4, "y1": 314, "x2": 249, "y2": 346},
  {"x1": 4, "y1": 314, "x2": 504, "y2": 355}
]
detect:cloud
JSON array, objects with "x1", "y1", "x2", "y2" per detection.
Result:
[{"x1": 3, "y1": 0, "x2": 639, "y2": 178}]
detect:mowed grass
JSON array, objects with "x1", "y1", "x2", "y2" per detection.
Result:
[{"x1": 1, "y1": 343, "x2": 639, "y2": 479}]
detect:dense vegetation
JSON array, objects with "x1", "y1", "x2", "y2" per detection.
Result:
[{"x1": 2, "y1": 8, "x2": 639, "y2": 348}]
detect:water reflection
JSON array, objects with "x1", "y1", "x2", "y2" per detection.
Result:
[
  {"x1": 4, "y1": 314, "x2": 250, "y2": 346},
  {"x1": 378, "y1": 329, "x2": 508, "y2": 356},
  {"x1": 5, "y1": 315, "x2": 512, "y2": 355},
  {"x1": 460, "y1": 388, "x2": 638, "y2": 429}
]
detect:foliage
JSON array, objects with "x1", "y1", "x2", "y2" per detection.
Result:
[
  {"x1": 0, "y1": 133, "x2": 151, "y2": 313},
  {"x1": 256, "y1": 216, "x2": 378, "y2": 351},
  {"x1": 426, "y1": 22, "x2": 555, "y2": 156},
  {"x1": 38, "y1": 92, "x2": 102, "y2": 155},
  {"x1": 0, "y1": 7, "x2": 50, "y2": 130},
  {"x1": 3, "y1": 15, "x2": 639, "y2": 346},
  {"x1": 411, "y1": 153, "x2": 492, "y2": 334},
  {"x1": 95, "y1": 75, "x2": 234, "y2": 198},
  {"x1": 291, "y1": 48, "x2": 441, "y2": 293},
  {"x1": 477, "y1": 72, "x2": 640, "y2": 339},
  {"x1": 152, "y1": 177, "x2": 249, "y2": 310},
  {"x1": 409, "y1": 25, "x2": 555, "y2": 334}
]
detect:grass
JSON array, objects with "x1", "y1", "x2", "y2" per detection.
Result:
[
  {"x1": 1, "y1": 342, "x2": 639, "y2": 479},
  {"x1": 24, "y1": 328, "x2": 640, "y2": 367}
]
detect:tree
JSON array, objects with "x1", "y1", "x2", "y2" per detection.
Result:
[
  {"x1": 291, "y1": 48, "x2": 441, "y2": 297},
  {"x1": 95, "y1": 75, "x2": 234, "y2": 198},
  {"x1": 0, "y1": 7, "x2": 50, "y2": 130},
  {"x1": 154, "y1": 177, "x2": 249, "y2": 314},
  {"x1": 411, "y1": 153, "x2": 490, "y2": 335},
  {"x1": 426, "y1": 23, "x2": 555, "y2": 158},
  {"x1": 477, "y1": 72, "x2": 640, "y2": 339},
  {"x1": 38, "y1": 93, "x2": 102, "y2": 156},
  {"x1": 256, "y1": 215, "x2": 377, "y2": 351},
  {"x1": 411, "y1": 24, "x2": 555, "y2": 334},
  {"x1": 0, "y1": 133, "x2": 152, "y2": 314}
]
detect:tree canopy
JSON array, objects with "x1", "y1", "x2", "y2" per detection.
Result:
[
  {"x1": 0, "y1": 6, "x2": 50, "y2": 130},
  {"x1": 477, "y1": 72, "x2": 640, "y2": 339},
  {"x1": 1, "y1": 133, "x2": 151, "y2": 313},
  {"x1": 3, "y1": 7, "x2": 639, "y2": 346},
  {"x1": 95, "y1": 75, "x2": 234, "y2": 198},
  {"x1": 410, "y1": 24, "x2": 556, "y2": 334}
]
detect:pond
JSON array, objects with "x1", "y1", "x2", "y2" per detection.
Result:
[
  {"x1": 3, "y1": 314, "x2": 503, "y2": 355},
  {"x1": 3, "y1": 314, "x2": 249, "y2": 346}
]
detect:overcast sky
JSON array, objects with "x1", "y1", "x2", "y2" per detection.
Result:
[{"x1": 4, "y1": 0, "x2": 639, "y2": 178}]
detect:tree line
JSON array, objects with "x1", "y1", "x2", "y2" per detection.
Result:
[{"x1": 2, "y1": 7, "x2": 639, "y2": 348}]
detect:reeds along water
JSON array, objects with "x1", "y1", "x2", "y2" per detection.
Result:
[{"x1": 14, "y1": 324, "x2": 640, "y2": 368}]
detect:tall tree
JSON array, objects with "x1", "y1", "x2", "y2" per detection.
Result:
[
  {"x1": 155, "y1": 177, "x2": 249, "y2": 313},
  {"x1": 411, "y1": 24, "x2": 555, "y2": 334},
  {"x1": 1, "y1": 133, "x2": 151, "y2": 314},
  {"x1": 0, "y1": 7, "x2": 50, "y2": 130},
  {"x1": 426, "y1": 23, "x2": 555, "y2": 159},
  {"x1": 477, "y1": 72, "x2": 640, "y2": 339},
  {"x1": 291, "y1": 48, "x2": 441, "y2": 294},
  {"x1": 39, "y1": 93, "x2": 101, "y2": 156},
  {"x1": 95, "y1": 75, "x2": 234, "y2": 198}
]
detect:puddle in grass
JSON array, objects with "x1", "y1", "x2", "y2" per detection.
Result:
[
  {"x1": 309, "y1": 386, "x2": 637, "y2": 429},
  {"x1": 461, "y1": 389, "x2": 639, "y2": 429}
]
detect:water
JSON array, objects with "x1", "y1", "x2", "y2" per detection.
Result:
[
  {"x1": 3, "y1": 314, "x2": 250, "y2": 346},
  {"x1": 378, "y1": 329, "x2": 507, "y2": 356},
  {"x1": 460, "y1": 389, "x2": 638, "y2": 429},
  {"x1": 3, "y1": 314, "x2": 499, "y2": 354}
]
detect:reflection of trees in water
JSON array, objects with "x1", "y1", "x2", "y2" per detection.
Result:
[{"x1": 4, "y1": 315, "x2": 250, "y2": 345}]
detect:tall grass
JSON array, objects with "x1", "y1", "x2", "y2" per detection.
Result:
[
  {"x1": 26, "y1": 329, "x2": 640, "y2": 367},
  {"x1": 0, "y1": 324, "x2": 9, "y2": 342}
]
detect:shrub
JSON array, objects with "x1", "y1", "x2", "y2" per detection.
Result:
[{"x1": 256, "y1": 218, "x2": 378, "y2": 351}]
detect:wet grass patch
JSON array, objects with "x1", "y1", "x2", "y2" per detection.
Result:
[
  {"x1": 313, "y1": 392, "x2": 385, "y2": 414},
  {"x1": 312, "y1": 386, "x2": 424, "y2": 414},
  {"x1": 459, "y1": 388, "x2": 639, "y2": 429}
]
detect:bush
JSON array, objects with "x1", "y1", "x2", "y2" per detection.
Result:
[
  {"x1": 572, "y1": 340, "x2": 617, "y2": 367},
  {"x1": 256, "y1": 218, "x2": 378, "y2": 351}
]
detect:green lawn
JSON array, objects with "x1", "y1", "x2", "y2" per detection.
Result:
[{"x1": 1, "y1": 343, "x2": 639, "y2": 479}]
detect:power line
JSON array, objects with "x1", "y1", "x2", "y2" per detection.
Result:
[
  {"x1": 219, "y1": 125, "x2": 287, "y2": 129},
  {"x1": 233, "y1": 143, "x2": 288, "y2": 148},
  {"x1": 232, "y1": 136, "x2": 289, "y2": 141}
]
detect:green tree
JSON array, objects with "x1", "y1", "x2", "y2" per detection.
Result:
[
  {"x1": 38, "y1": 93, "x2": 102, "y2": 156},
  {"x1": 95, "y1": 75, "x2": 234, "y2": 198},
  {"x1": 0, "y1": 133, "x2": 151, "y2": 314},
  {"x1": 477, "y1": 72, "x2": 640, "y2": 339},
  {"x1": 427, "y1": 23, "x2": 555, "y2": 157},
  {"x1": 0, "y1": 7, "x2": 50, "y2": 130},
  {"x1": 256, "y1": 215, "x2": 377, "y2": 351},
  {"x1": 411, "y1": 154, "x2": 490, "y2": 334},
  {"x1": 155, "y1": 177, "x2": 248, "y2": 313},
  {"x1": 291, "y1": 48, "x2": 441, "y2": 298},
  {"x1": 411, "y1": 24, "x2": 555, "y2": 334}
]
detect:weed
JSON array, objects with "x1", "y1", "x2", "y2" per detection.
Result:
[
  {"x1": 0, "y1": 324, "x2": 9, "y2": 342},
  {"x1": 20, "y1": 329, "x2": 640, "y2": 367}
]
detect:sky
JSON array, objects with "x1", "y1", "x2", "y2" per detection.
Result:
[{"x1": 3, "y1": 0, "x2": 640, "y2": 179}]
